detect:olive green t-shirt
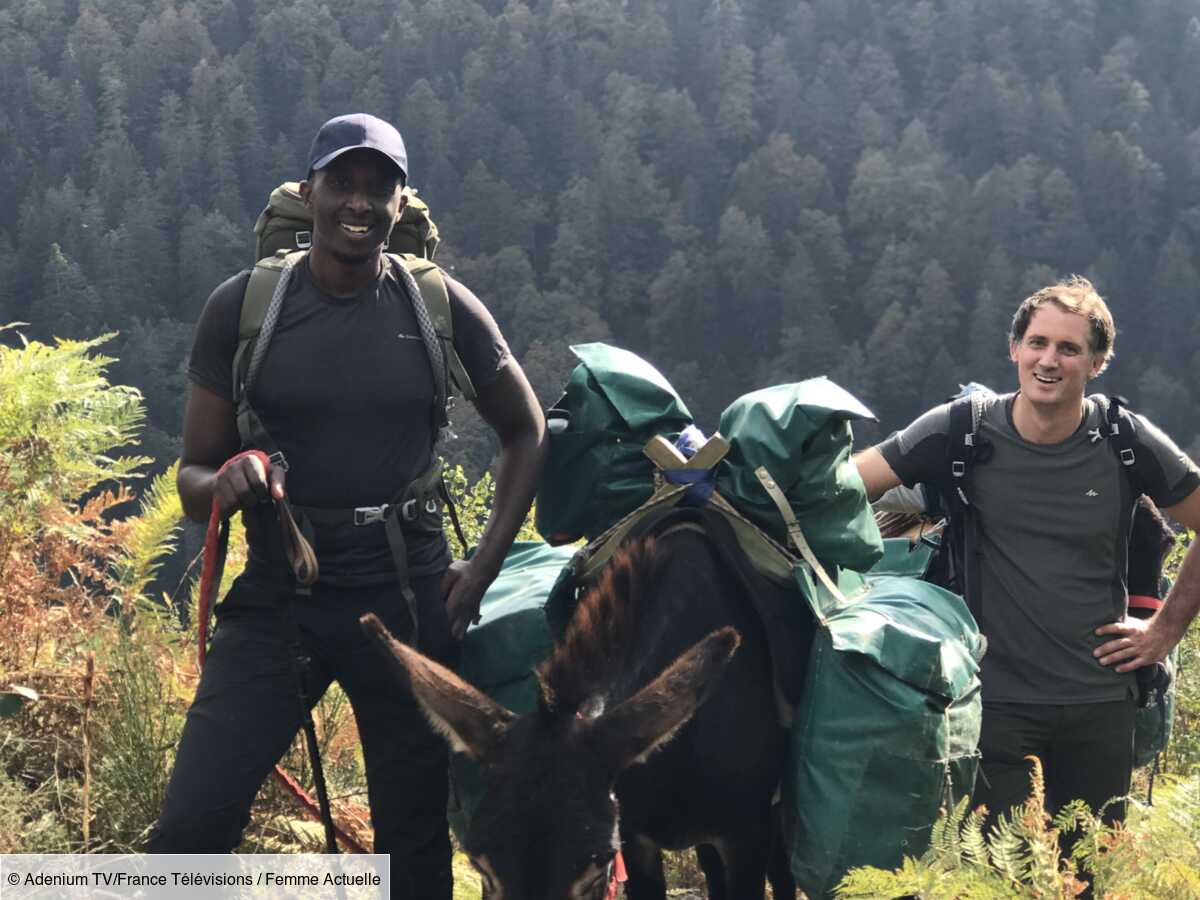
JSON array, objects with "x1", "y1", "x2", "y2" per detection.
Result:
[{"x1": 879, "y1": 393, "x2": 1199, "y2": 704}]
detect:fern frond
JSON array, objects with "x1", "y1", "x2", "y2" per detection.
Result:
[
  {"x1": 961, "y1": 803, "x2": 991, "y2": 868},
  {"x1": 109, "y1": 461, "x2": 184, "y2": 612}
]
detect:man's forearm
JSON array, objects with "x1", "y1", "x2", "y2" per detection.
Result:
[
  {"x1": 1153, "y1": 537, "x2": 1200, "y2": 645},
  {"x1": 469, "y1": 433, "x2": 546, "y2": 575},
  {"x1": 177, "y1": 464, "x2": 218, "y2": 523}
]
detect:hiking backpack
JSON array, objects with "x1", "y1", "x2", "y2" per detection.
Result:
[{"x1": 253, "y1": 182, "x2": 441, "y2": 262}]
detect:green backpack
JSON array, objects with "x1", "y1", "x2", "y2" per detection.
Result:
[{"x1": 253, "y1": 182, "x2": 441, "y2": 262}]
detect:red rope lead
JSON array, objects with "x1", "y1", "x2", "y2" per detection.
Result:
[
  {"x1": 197, "y1": 450, "x2": 270, "y2": 668},
  {"x1": 269, "y1": 765, "x2": 369, "y2": 854},
  {"x1": 605, "y1": 851, "x2": 627, "y2": 900}
]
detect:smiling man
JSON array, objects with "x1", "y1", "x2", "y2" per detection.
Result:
[
  {"x1": 855, "y1": 276, "x2": 1200, "y2": 836},
  {"x1": 149, "y1": 115, "x2": 546, "y2": 899}
]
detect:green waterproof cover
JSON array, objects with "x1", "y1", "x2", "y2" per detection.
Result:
[
  {"x1": 447, "y1": 541, "x2": 579, "y2": 839},
  {"x1": 783, "y1": 574, "x2": 984, "y2": 898},
  {"x1": 536, "y1": 343, "x2": 692, "y2": 543},
  {"x1": 870, "y1": 536, "x2": 938, "y2": 579},
  {"x1": 716, "y1": 380, "x2": 884, "y2": 573}
]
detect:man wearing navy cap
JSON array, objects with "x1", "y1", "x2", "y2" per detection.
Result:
[{"x1": 149, "y1": 114, "x2": 545, "y2": 898}]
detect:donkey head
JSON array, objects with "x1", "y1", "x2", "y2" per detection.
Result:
[{"x1": 361, "y1": 613, "x2": 739, "y2": 900}]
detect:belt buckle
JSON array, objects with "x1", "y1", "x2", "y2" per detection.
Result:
[{"x1": 353, "y1": 505, "x2": 389, "y2": 526}]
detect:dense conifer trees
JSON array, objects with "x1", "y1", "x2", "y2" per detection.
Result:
[{"x1": 2, "y1": 0, "x2": 1199, "y2": 469}]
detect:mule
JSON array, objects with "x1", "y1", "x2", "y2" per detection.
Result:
[{"x1": 362, "y1": 529, "x2": 795, "y2": 899}]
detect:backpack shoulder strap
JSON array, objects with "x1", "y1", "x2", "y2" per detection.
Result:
[
  {"x1": 931, "y1": 393, "x2": 990, "y2": 607},
  {"x1": 944, "y1": 392, "x2": 988, "y2": 505},
  {"x1": 1094, "y1": 393, "x2": 1145, "y2": 496},
  {"x1": 390, "y1": 254, "x2": 478, "y2": 403},
  {"x1": 233, "y1": 250, "x2": 305, "y2": 403},
  {"x1": 231, "y1": 250, "x2": 305, "y2": 463}
]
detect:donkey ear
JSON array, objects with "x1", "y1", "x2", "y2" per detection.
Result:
[
  {"x1": 589, "y1": 627, "x2": 740, "y2": 772},
  {"x1": 361, "y1": 613, "x2": 515, "y2": 760}
]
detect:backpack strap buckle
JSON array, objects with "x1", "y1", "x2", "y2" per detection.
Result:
[
  {"x1": 268, "y1": 450, "x2": 290, "y2": 472},
  {"x1": 353, "y1": 505, "x2": 391, "y2": 526},
  {"x1": 295, "y1": 230, "x2": 312, "y2": 249},
  {"x1": 1120, "y1": 447, "x2": 1136, "y2": 466},
  {"x1": 951, "y1": 460, "x2": 967, "y2": 478},
  {"x1": 401, "y1": 498, "x2": 419, "y2": 522}
]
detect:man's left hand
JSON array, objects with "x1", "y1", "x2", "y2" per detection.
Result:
[
  {"x1": 442, "y1": 558, "x2": 496, "y2": 641},
  {"x1": 1094, "y1": 616, "x2": 1174, "y2": 672}
]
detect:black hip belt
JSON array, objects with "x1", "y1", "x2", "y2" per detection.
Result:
[
  {"x1": 291, "y1": 463, "x2": 446, "y2": 536},
  {"x1": 281, "y1": 462, "x2": 448, "y2": 648}
]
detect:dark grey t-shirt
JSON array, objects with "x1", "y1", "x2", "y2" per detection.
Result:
[
  {"x1": 188, "y1": 256, "x2": 511, "y2": 583},
  {"x1": 879, "y1": 393, "x2": 1199, "y2": 704}
]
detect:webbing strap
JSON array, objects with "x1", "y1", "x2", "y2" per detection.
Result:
[
  {"x1": 198, "y1": 451, "x2": 318, "y2": 666},
  {"x1": 1129, "y1": 594, "x2": 1163, "y2": 612},
  {"x1": 753, "y1": 466, "x2": 847, "y2": 607},
  {"x1": 384, "y1": 511, "x2": 420, "y2": 649}
]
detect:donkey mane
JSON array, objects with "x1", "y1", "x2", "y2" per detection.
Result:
[{"x1": 536, "y1": 537, "x2": 662, "y2": 717}]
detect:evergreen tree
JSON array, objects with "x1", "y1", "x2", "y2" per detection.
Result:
[
  {"x1": 715, "y1": 43, "x2": 759, "y2": 158},
  {"x1": 40, "y1": 244, "x2": 103, "y2": 339},
  {"x1": 176, "y1": 209, "x2": 245, "y2": 318},
  {"x1": 730, "y1": 134, "x2": 835, "y2": 254},
  {"x1": 965, "y1": 284, "x2": 1012, "y2": 389}
]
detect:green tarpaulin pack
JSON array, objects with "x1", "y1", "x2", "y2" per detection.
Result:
[
  {"x1": 716, "y1": 380, "x2": 883, "y2": 573},
  {"x1": 447, "y1": 540, "x2": 578, "y2": 839},
  {"x1": 870, "y1": 535, "x2": 938, "y2": 579},
  {"x1": 535, "y1": 343, "x2": 693, "y2": 545},
  {"x1": 782, "y1": 570, "x2": 984, "y2": 898}
]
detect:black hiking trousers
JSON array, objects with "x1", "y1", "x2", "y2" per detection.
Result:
[
  {"x1": 973, "y1": 697, "x2": 1136, "y2": 832},
  {"x1": 148, "y1": 569, "x2": 458, "y2": 900}
]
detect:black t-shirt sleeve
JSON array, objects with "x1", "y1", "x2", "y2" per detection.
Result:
[
  {"x1": 444, "y1": 273, "x2": 512, "y2": 390},
  {"x1": 877, "y1": 402, "x2": 954, "y2": 488},
  {"x1": 186, "y1": 270, "x2": 251, "y2": 399},
  {"x1": 1130, "y1": 411, "x2": 1200, "y2": 508}
]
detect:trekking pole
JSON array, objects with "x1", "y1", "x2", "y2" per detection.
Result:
[
  {"x1": 283, "y1": 601, "x2": 339, "y2": 855},
  {"x1": 1147, "y1": 753, "x2": 1159, "y2": 805}
]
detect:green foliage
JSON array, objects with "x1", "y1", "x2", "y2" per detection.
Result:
[
  {"x1": 1163, "y1": 529, "x2": 1200, "y2": 776},
  {"x1": 108, "y1": 461, "x2": 183, "y2": 611},
  {"x1": 86, "y1": 614, "x2": 187, "y2": 851},
  {"x1": 836, "y1": 762, "x2": 1200, "y2": 899},
  {"x1": 441, "y1": 462, "x2": 540, "y2": 558},
  {"x1": 0, "y1": 326, "x2": 149, "y2": 537},
  {"x1": 0, "y1": 748, "x2": 75, "y2": 854}
]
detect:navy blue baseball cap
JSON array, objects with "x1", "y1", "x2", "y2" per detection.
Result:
[{"x1": 307, "y1": 114, "x2": 408, "y2": 183}]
